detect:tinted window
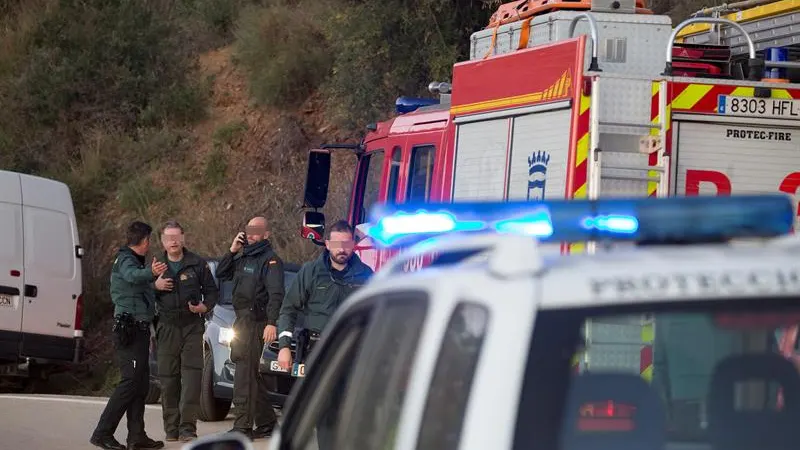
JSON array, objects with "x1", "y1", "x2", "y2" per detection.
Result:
[
  {"x1": 513, "y1": 300, "x2": 800, "y2": 450},
  {"x1": 338, "y1": 292, "x2": 429, "y2": 449},
  {"x1": 407, "y1": 145, "x2": 435, "y2": 202},
  {"x1": 417, "y1": 302, "x2": 489, "y2": 449},
  {"x1": 359, "y1": 150, "x2": 385, "y2": 224},
  {"x1": 218, "y1": 281, "x2": 233, "y2": 305}
]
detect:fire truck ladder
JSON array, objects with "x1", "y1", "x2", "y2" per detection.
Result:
[
  {"x1": 568, "y1": 13, "x2": 670, "y2": 208},
  {"x1": 678, "y1": 0, "x2": 800, "y2": 71},
  {"x1": 575, "y1": 15, "x2": 758, "y2": 209}
]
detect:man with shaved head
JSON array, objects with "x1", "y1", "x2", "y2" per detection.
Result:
[{"x1": 215, "y1": 216, "x2": 285, "y2": 439}]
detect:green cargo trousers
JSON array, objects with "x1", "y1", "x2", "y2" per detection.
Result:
[
  {"x1": 230, "y1": 310, "x2": 277, "y2": 431},
  {"x1": 156, "y1": 319, "x2": 204, "y2": 436}
]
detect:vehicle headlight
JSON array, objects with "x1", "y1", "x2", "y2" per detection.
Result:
[{"x1": 219, "y1": 327, "x2": 235, "y2": 346}]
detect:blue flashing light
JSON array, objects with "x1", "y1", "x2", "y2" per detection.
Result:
[
  {"x1": 395, "y1": 96, "x2": 440, "y2": 114},
  {"x1": 366, "y1": 195, "x2": 794, "y2": 248}
]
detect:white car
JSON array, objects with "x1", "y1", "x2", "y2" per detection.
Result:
[{"x1": 194, "y1": 194, "x2": 800, "y2": 450}]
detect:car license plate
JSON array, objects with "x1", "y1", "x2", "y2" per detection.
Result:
[
  {"x1": 0, "y1": 294, "x2": 12, "y2": 308},
  {"x1": 717, "y1": 95, "x2": 800, "y2": 119},
  {"x1": 269, "y1": 360, "x2": 288, "y2": 373},
  {"x1": 292, "y1": 363, "x2": 305, "y2": 378}
]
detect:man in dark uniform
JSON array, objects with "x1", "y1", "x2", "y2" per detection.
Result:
[
  {"x1": 276, "y1": 220, "x2": 373, "y2": 365},
  {"x1": 152, "y1": 221, "x2": 218, "y2": 442},
  {"x1": 276, "y1": 220, "x2": 373, "y2": 450},
  {"x1": 91, "y1": 221, "x2": 167, "y2": 450},
  {"x1": 215, "y1": 216, "x2": 285, "y2": 440}
]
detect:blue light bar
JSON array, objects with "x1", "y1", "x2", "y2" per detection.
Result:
[
  {"x1": 395, "y1": 96, "x2": 440, "y2": 114},
  {"x1": 366, "y1": 195, "x2": 795, "y2": 247}
]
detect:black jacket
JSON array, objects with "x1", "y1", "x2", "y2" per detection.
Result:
[
  {"x1": 215, "y1": 239, "x2": 285, "y2": 324},
  {"x1": 154, "y1": 249, "x2": 218, "y2": 324},
  {"x1": 277, "y1": 250, "x2": 373, "y2": 349}
]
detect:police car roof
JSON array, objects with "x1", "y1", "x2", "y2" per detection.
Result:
[{"x1": 355, "y1": 235, "x2": 800, "y2": 312}]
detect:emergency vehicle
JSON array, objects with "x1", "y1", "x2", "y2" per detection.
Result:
[
  {"x1": 299, "y1": 0, "x2": 800, "y2": 267},
  {"x1": 254, "y1": 195, "x2": 800, "y2": 449}
]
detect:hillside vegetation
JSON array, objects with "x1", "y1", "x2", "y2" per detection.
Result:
[{"x1": 0, "y1": 0, "x2": 702, "y2": 393}]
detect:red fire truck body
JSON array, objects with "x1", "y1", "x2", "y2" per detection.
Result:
[{"x1": 299, "y1": 0, "x2": 800, "y2": 272}]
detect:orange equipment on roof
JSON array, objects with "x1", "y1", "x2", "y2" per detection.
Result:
[{"x1": 486, "y1": 0, "x2": 653, "y2": 28}]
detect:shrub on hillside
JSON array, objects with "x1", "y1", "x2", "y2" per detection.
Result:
[
  {"x1": 0, "y1": 0, "x2": 209, "y2": 168},
  {"x1": 233, "y1": 2, "x2": 332, "y2": 109},
  {"x1": 317, "y1": 0, "x2": 494, "y2": 131}
]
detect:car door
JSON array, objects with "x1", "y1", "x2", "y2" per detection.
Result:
[
  {"x1": 0, "y1": 172, "x2": 24, "y2": 359},
  {"x1": 273, "y1": 291, "x2": 430, "y2": 450}
]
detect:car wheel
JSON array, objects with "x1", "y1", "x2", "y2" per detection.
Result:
[
  {"x1": 198, "y1": 349, "x2": 232, "y2": 422},
  {"x1": 145, "y1": 379, "x2": 161, "y2": 404}
]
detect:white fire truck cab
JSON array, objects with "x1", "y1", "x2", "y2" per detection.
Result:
[{"x1": 262, "y1": 194, "x2": 800, "y2": 450}]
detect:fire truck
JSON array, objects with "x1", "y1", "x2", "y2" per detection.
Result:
[
  {"x1": 295, "y1": 0, "x2": 800, "y2": 436},
  {"x1": 300, "y1": 0, "x2": 800, "y2": 263}
]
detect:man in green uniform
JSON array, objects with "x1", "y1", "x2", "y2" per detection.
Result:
[
  {"x1": 276, "y1": 220, "x2": 373, "y2": 365},
  {"x1": 215, "y1": 216, "x2": 285, "y2": 440},
  {"x1": 91, "y1": 221, "x2": 167, "y2": 450},
  {"x1": 153, "y1": 221, "x2": 218, "y2": 442},
  {"x1": 276, "y1": 220, "x2": 373, "y2": 450}
]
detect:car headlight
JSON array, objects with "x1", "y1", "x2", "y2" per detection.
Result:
[{"x1": 219, "y1": 327, "x2": 235, "y2": 346}]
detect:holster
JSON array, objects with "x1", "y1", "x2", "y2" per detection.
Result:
[
  {"x1": 295, "y1": 330, "x2": 320, "y2": 363},
  {"x1": 112, "y1": 313, "x2": 136, "y2": 347}
]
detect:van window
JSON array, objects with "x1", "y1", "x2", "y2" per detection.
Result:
[
  {"x1": 358, "y1": 150, "x2": 385, "y2": 224},
  {"x1": 386, "y1": 147, "x2": 402, "y2": 204},
  {"x1": 24, "y1": 208, "x2": 73, "y2": 278},
  {"x1": 416, "y1": 302, "x2": 490, "y2": 449},
  {"x1": 337, "y1": 292, "x2": 429, "y2": 449},
  {"x1": 407, "y1": 145, "x2": 435, "y2": 202}
]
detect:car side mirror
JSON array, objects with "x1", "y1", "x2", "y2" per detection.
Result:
[
  {"x1": 180, "y1": 431, "x2": 253, "y2": 450},
  {"x1": 302, "y1": 210, "x2": 325, "y2": 246}
]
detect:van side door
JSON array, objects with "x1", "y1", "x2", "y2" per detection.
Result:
[
  {"x1": 0, "y1": 172, "x2": 25, "y2": 359},
  {"x1": 19, "y1": 176, "x2": 82, "y2": 362}
]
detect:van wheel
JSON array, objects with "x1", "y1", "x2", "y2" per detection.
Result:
[
  {"x1": 145, "y1": 379, "x2": 161, "y2": 404},
  {"x1": 199, "y1": 350, "x2": 231, "y2": 422}
]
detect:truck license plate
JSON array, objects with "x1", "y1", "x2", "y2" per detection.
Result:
[
  {"x1": 717, "y1": 95, "x2": 800, "y2": 119},
  {"x1": 0, "y1": 294, "x2": 12, "y2": 308}
]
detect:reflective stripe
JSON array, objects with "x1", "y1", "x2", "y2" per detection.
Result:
[{"x1": 279, "y1": 331, "x2": 293, "y2": 339}]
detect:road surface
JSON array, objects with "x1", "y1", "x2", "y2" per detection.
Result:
[{"x1": 0, "y1": 394, "x2": 273, "y2": 450}]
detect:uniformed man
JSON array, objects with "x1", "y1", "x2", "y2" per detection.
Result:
[
  {"x1": 91, "y1": 221, "x2": 167, "y2": 450},
  {"x1": 215, "y1": 216, "x2": 285, "y2": 440},
  {"x1": 153, "y1": 221, "x2": 218, "y2": 442},
  {"x1": 276, "y1": 220, "x2": 373, "y2": 450}
]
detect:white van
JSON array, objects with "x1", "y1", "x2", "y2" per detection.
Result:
[{"x1": 0, "y1": 170, "x2": 83, "y2": 381}]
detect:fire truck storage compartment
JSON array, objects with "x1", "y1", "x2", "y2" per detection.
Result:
[
  {"x1": 672, "y1": 121, "x2": 800, "y2": 217},
  {"x1": 469, "y1": 11, "x2": 672, "y2": 77},
  {"x1": 451, "y1": 104, "x2": 571, "y2": 201}
]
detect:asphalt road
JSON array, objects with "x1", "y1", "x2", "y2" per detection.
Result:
[{"x1": 0, "y1": 394, "x2": 274, "y2": 450}]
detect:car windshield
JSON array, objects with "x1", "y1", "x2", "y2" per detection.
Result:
[{"x1": 515, "y1": 297, "x2": 800, "y2": 450}]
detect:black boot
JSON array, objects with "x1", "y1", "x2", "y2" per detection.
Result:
[
  {"x1": 126, "y1": 436, "x2": 165, "y2": 450},
  {"x1": 90, "y1": 435, "x2": 126, "y2": 450}
]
